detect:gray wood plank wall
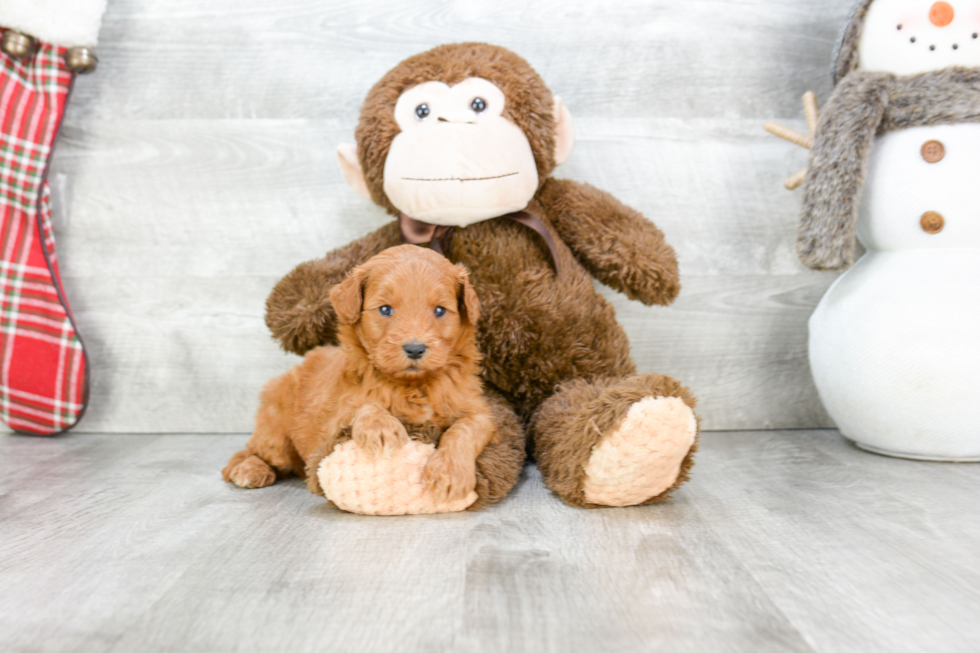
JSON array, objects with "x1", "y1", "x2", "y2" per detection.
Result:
[{"x1": 24, "y1": 0, "x2": 857, "y2": 433}]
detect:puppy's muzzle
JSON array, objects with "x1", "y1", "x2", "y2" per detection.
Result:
[{"x1": 403, "y1": 342, "x2": 427, "y2": 360}]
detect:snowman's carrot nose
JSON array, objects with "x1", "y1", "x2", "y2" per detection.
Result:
[{"x1": 930, "y1": 1, "x2": 955, "y2": 27}]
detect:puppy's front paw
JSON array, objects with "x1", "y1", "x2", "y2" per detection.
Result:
[
  {"x1": 423, "y1": 449, "x2": 477, "y2": 503},
  {"x1": 225, "y1": 454, "x2": 276, "y2": 489},
  {"x1": 352, "y1": 411, "x2": 409, "y2": 457}
]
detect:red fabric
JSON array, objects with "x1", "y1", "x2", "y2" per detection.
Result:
[{"x1": 0, "y1": 34, "x2": 88, "y2": 435}]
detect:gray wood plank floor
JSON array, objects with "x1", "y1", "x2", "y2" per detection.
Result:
[{"x1": 2, "y1": 431, "x2": 977, "y2": 653}]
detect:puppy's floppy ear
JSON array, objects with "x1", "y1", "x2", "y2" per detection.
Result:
[
  {"x1": 330, "y1": 266, "x2": 369, "y2": 325},
  {"x1": 455, "y1": 264, "x2": 480, "y2": 326}
]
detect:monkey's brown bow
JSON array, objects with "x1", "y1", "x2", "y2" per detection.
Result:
[{"x1": 398, "y1": 212, "x2": 562, "y2": 277}]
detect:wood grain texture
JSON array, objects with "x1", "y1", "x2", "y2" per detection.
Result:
[
  {"x1": 70, "y1": 0, "x2": 850, "y2": 122},
  {"x1": 2, "y1": 431, "x2": 978, "y2": 652},
  {"x1": 8, "y1": 0, "x2": 862, "y2": 432}
]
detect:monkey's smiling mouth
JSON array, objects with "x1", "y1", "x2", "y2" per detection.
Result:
[{"x1": 401, "y1": 172, "x2": 519, "y2": 182}]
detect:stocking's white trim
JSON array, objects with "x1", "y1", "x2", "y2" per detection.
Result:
[{"x1": 0, "y1": 0, "x2": 107, "y2": 48}]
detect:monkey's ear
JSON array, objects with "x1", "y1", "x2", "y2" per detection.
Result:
[
  {"x1": 455, "y1": 265, "x2": 480, "y2": 326},
  {"x1": 337, "y1": 143, "x2": 372, "y2": 200},
  {"x1": 330, "y1": 266, "x2": 369, "y2": 325},
  {"x1": 553, "y1": 97, "x2": 575, "y2": 166}
]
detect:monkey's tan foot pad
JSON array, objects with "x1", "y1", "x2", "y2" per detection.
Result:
[
  {"x1": 582, "y1": 396, "x2": 697, "y2": 507},
  {"x1": 318, "y1": 440, "x2": 477, "y2": 515}
]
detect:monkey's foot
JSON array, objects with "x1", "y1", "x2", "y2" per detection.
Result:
[
  {"x1": 317, "y1": 440, "x2": 478, "y2": 516},
  {"x1": 581, "y1": 396, "x2": 697, "y2": 507},
  {"x1": 531, "y1": 374, "x2": 699, "y2": 508}
]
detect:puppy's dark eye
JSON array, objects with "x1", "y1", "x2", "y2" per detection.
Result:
[
  {"x1": 379, "y1": 305, "x2": 393, "y2": 317},
  {"x1": 415, "y1": 104, "x2": 430, "y2": 120},
  {"x1": 471, "y1": 97, "x2": 486, "y2": 113},
  {"x1": 434, "y1": 306, "x2": 447, "y2": 318}
]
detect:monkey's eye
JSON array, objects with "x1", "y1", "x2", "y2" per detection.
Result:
[
  {"x1": 414, "y1": 104, "x2": 430, "y2": 120},
  {"x1": 471, "y1": 97, "x2": 486, "y2": 113},
  {"x1": 434, "y1": 306, "x2": 447, "y2": 318},
  {"x1": 379, "y1": 305, "x2": 393, "y2": 317}
]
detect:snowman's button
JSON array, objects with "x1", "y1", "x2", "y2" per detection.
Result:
[
  {"x1": 920, "y1": 211, "x2": 945, "y2": 234},
  {"x1": 921, "y1": 140, "x2": 945, "y2": 163}
]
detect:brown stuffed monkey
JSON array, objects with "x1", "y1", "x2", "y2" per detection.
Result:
[{"x1": 267, "y1": 43, "x2": 699, "y2": 510}]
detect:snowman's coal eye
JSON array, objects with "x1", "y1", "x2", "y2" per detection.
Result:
[
  {"x1": 930, "y1": 44, "x2": 936, "y2": 51},
  {"x1": 953, "y1": 44, "x2": 959, "y2": 50},
  {"x1": 911, "y1": 37, "x2": 917, "y2": 43},
  {"x1": 415, "y1": 104, "x2": 430, "y2": 120},
  {"x1": 897, "y1": 24, "x2": 903, "y2": 30},
  {"x1": 471, "y1": 97, "x2": 486, "y2": 113},
  {"x1": 974, "y1": 33, "x2": 978, "y2": 39}
]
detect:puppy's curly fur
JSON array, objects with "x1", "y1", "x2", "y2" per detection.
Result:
[{"x1": 222, "y1": 245, "x2": 518, "y2": 506}]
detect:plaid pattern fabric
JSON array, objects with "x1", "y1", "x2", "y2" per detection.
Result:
[{"x1": 0, "y1": 34, "x2": 88, "y2": 435}]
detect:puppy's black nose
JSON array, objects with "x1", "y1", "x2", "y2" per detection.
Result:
[{"x1": 403, "y1": 342, "x2": 427, "y2": 360}]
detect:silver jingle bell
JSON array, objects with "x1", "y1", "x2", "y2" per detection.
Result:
[
  {"x1": 1, "y1": 31, "x2": 37, "y2": 61},
  {"x1": 65, "y1": 47, "x2": 98, "y2": 74}
]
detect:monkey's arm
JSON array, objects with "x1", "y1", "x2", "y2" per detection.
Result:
[
  {"x1": 538, "y1": 178, "x2": 680, "y2": 306},
  {"x1": 265, "y1": 221, "x2": 401, "y2": 354}
]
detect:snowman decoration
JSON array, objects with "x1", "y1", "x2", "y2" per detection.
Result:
[{"x1": 768, "y1": 0, "x2": 980, "y2": 460}]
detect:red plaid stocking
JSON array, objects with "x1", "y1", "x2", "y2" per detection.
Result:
[{"x1": 0, "y1": 34, "x2": 88, "y2": 435}]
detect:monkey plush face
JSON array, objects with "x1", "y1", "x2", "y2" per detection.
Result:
[
  {"x1": 381, "y1": 78, "x2": 540, "y2": 226},
  {"x1": 858, "y1": 0, "x2": 980, "y2": 75},
  {"x1": 336, "y1": 43, "x2": 574, "y2": 227}
]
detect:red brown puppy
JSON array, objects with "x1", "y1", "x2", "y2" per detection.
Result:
[{"x1": 222, "y1": 245, "x2": 503, "y2": 507}]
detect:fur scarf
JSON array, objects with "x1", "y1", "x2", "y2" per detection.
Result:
[{"x1": 799, "y1": 67, "x2": 980, "y2": 269}]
